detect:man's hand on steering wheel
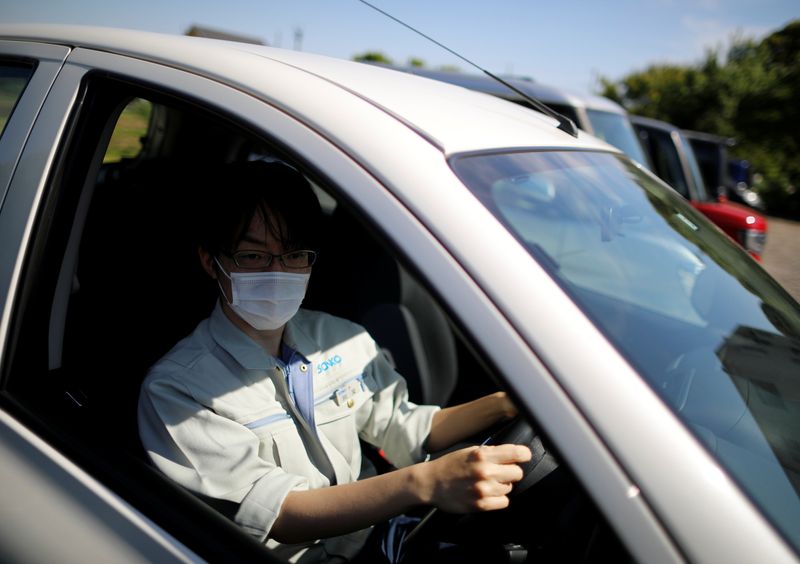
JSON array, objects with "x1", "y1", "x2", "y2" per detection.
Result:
[
  {"x1": 399, "y1": 417, "x2": 561, "y2": 561},
  {"x1": 415, "y1": 443, "x2": 532, "y2": 513}
]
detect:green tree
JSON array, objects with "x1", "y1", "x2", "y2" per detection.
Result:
[
  {"x1": 599, "y1": 55, "x2": 722, "y2": 129},
  {"x1": 727, "y1": 22, "x2": 800, "y2": 215},
  {"x1": 599, "y1": 20, "x2": 800, "y2": 217},
  {"x1": 352, "y1": 51, "x2": 393, "y2": 65}
]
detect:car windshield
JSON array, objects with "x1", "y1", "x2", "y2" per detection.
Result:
[
  {"x1": 452, "y1": 149, "x2": 800, "y2": 551},
  {"x1": 586, "y1": 109, "x2": 651, "y2": 169}
]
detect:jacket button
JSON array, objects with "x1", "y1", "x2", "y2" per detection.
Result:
[
  {"x1": 347, "y1": 398, "x2": 355, "y2": 408},
  {"x1": 300, "y1": 364, "x2": 308, "y2": 372}
]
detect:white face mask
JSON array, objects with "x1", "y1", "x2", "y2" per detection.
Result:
[{"x1": 215, "y1": 258, "x2": 310, "y2": 330}]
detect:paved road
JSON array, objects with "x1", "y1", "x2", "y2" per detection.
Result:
[{"x1": 761, "y1": 216, "x2": 800, "y2": 303}]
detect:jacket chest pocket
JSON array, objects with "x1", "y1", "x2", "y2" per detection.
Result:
[
  {"x1": 248, "y1": 417, "x2": 328, "y2": 485},
  {"x1": 314, "y1": 377, "x2": 371, "y2": 466},
  {"x1": 245, "y1": 414, "x2": 292, "y2": 466}
]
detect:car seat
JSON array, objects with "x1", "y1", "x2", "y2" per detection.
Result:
[
  {"x1": 306, "y1": 207, "x2": 458, "y2": 407},
  {"x1": 61, "y1": 158, "x2": 217, "y2": 457}
]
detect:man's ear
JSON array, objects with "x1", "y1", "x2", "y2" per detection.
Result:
[{"x1": 198, "y1": 247, "x2": 217, "y2": 279}]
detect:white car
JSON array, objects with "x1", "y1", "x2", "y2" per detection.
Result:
[
  {"x1": 395, "y1": 66, "x2": 652, "y2": 169},
  {"x1": 0, "y1": 24, "x2": 798, "y2": 563}
]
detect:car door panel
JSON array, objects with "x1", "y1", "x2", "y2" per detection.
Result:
[{"x1": 0, "y1": 409, "x2": 198, "y2": 563}]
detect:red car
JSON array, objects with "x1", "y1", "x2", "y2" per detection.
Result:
[{"x1": 632, "y1": 116, "x2": 767, "y2": 259}]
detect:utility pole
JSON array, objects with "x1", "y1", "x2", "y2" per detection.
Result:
[{"x1": 294, "y1": 28, "x2": 303, "y2": 51}]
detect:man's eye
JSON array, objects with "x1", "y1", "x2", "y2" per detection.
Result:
[
  {"x1": 285, "y1": 251, "x2": 306, "y2": 260},
  {"x1": 237, "y1": 252, "x2": 267, "y2": 265}
]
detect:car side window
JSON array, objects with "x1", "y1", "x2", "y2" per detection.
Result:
[
  {"x1": 5, "y1": 72, "x2": 489, "y2": 440},
  {"x1": 0, "y1": 63, "x2": 34, "y2": 137}
]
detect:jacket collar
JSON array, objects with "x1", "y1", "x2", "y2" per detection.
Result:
[{"x1": 208, "y1": 302, "x2": 317, "y2": 369}]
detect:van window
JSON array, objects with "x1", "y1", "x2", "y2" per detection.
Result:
[
  {"x1": 586, "y1": 109, "x2": 650, "y2": 168},
  {"x1": 679, "y1": 133, "x2": 710, "y2": 202},
  {"x1": 636, "y1": 125, "x2": 690, "y2": 199}
]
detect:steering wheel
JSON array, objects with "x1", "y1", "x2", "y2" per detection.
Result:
[
  {"x1": 400, "y1": 417, "x2": 559, "y2": 554},
  {"x1": 483, "y1": 416, "x2": 559, "y2": 496}
]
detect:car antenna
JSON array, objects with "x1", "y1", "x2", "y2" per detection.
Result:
[{"x1": 356, "y1": 0, "x2": 579, "y2": 137}]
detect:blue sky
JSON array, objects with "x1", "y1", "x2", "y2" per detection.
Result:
[{"x1": 5, "y1": 0, "x2": 798, "y2": 94}]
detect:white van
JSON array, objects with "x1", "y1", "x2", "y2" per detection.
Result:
[{"x1": 398, "y1": 67, "x2": 651, "y2": 168}]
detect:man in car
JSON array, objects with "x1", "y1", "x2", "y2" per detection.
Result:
[{"x1": 138, "y1": 160, "x2": 531, "y2": 563}]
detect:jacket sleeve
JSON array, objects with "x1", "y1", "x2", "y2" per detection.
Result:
[{"x1": 138, "y1": 369, "x2": 308, "y2": 541}]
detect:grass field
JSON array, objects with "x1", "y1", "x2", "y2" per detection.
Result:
[
  {"x1": 2, "y1": 84, "x2": 151, "y2": 164},
  {"x1": 103, "y1": 98, "x2": 152, "y2": 163},
  {"x1": 0, "y1": 78, "x2": 28, "y2": 133}
]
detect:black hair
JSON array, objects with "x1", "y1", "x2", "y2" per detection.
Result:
[{"x1": 195, "y1": 160, "x2": 322, "y2": 257}]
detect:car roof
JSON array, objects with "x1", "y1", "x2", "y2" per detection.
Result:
[
  {"x1": 399, "y1": 67, "x2": 628, "y2": 115},
  {"x1": 629, "y1": 115, "x2": 682, "y2": 133},
  {"x1": 682, "y1": 129, "x2": 736, "y2": 146},
  {"x1": 0, "y1": 24, "x2": 617, "y2": 156}
]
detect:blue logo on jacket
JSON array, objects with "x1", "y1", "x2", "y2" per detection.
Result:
[{"x1": 317, "y1": 355, "x2": 343, "y2": 374}]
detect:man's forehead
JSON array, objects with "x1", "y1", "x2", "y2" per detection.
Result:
[{"x1": 237, "y1": 212, "x2": 284, "y2": 249}]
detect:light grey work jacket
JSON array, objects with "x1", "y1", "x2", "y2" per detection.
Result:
[{"x1": 138, "y1": 303, "x2": 439, "y2": 562}]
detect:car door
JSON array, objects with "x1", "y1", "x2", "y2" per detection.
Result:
[
  {"x1": 0, "y1": 42, "x2": 321, "y2": 564},
  {"x1": 0, "y1": 41, "x2": 218, "y2": 564},
  {"x1": 0, "y1": 38, "x2": 637, "y2": 563},
  {"x1": 1, "y1": 40, "x2": 507, "y2": 563}
]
